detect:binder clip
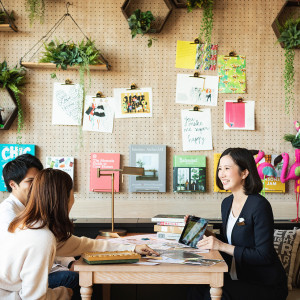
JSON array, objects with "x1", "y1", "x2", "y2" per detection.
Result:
[
  {"x1": 94, "y1": 91, "x2": 105, "y2": 98},
  {"x1": 64, "y1": 78, "x2": 73, "y2": 85},
  {"x1": 127, "y1": 83, "x2": 140, "y2": 91},
  {"x1": 236, "y1": 97, "x2": 244, "y2": 103},
  {"x1": 190, "y1": 37, "x2": 202, "y2": 44},
  {"x1": 190, "y1": 105, "x2": 202, "y2": 112},
  {"x1": 225, "y1": 51, "x2": 238, "y2": 57},
  {"x1": 189, "y1": 71, "x2": 205, "y2": 79}
]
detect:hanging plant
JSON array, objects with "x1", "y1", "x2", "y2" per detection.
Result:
[
  {"x1": 127, "y1": 9, "x2": 156, "y2": 48},
  {"x1": 0, "y1": 9, "x2": 14, "y2": 24},
  {"x1": 197, "y1": 0, "x2": 214, "y2": 46},
  {"x1": 277, "y1": 17, "x2": 300, "y2": 114},
  {"x1": 26, "y1": 0, "x2": 45, "y2": 25},
  {"x1": 39, "y1": 38, "x2": 104, "y2": 87},
  {"x1": 0, "y1": 61, "x2": 26, "y2": 143}
]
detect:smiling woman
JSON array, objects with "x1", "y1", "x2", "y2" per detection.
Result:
[{"x1": 188, "y1": 148, "x2": 288, "y2": 300}]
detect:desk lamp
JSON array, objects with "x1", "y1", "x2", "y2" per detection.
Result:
[{"x1": 97, "y1": 166, "x2": 144, "y2": 236}]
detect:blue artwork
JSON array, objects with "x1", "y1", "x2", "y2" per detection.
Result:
[{"x1": 0, "y1": 144, "x2": 35, "y2": 191}]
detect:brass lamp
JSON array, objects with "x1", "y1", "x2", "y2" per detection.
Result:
[{"x1": 97, "y1": 166, "x2": 144, "y2": 237}]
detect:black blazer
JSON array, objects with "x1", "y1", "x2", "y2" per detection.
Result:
[{"x1": 219, "y1": 194, "x2": 287, "y2": 288}]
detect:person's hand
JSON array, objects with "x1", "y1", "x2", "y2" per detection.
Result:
[
  {"x1": 134, "y1": 244, "x2": 159, "y2": 256},
  {"x1": 66, "y1": 288, "x2": 73, "y2": 298},
  {"x1": 197, "y1": 235, "x2": 224, "y2": 251},
  {"x1": 68, "y1": 260, "x2": 75, "y2": 271},
  {"x1": 184, "y1": 215, "x2": 189, "y2": 224}
]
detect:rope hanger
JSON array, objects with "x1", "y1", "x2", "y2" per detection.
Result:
[
  {"x1": 0, "y1": 0, "x2": 18, "y2": 32},
  {"x1": 20, "y1": 2, "x2": 110, "y2": 69}
]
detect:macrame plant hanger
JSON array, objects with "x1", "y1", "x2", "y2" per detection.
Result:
[
  {"x1": 0, "y1": 0, "x2": 18, "y2": 32},
  {"x1": 20, "y1": 2, "x2": 110, "y2": 69}
]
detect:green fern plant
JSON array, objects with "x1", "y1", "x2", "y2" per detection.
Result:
[
  {"x1": 0, "y1": 9, "x2": 15, "y2": 24},
  {"x1": 0, "y1": 61, "x2": 26, "y2": 143},
  {"x1": 127, "y1": 9, "x2": 156, "y2": 48},
  {"x1": 277, "y1": 17, "x2": 300, "y2": 114}
]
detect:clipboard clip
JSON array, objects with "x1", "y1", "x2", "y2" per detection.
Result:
[
  {"x1": 62, "y1": 78, "x2": 74, "y2": 85},
  {"x1": 189, "y1": 71, "x2": 205, "y2": 79},
  {"x1": 126, "y1": 83, "x2": 140, "y2": 90},
  {"x1": 93, "y1": 91, "x2": 105, "y2": 98},
  {"x1": 224, "y1": 51, "x2": 238, "y2": 58},
  {"x1": 190, "y1": 38, "x2": 202, "y2": 44},
  {"x1": 190, "y1": 105, "x2": 202, "y2": 112},
  {"x1": 234, "y1": 97, "x2": 244, "y2": 103}
]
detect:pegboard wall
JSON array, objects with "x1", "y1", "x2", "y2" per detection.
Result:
[{"x1": 0, "y1": 0, "x2": 299, "y2": 220}]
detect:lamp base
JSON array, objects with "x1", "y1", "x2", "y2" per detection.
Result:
[{"x1": 99, "y1": 228, "x2": 127, "y2": 237}]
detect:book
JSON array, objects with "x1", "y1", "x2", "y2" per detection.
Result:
[
  {"x1": 82, "y1": 251, "x2": 141, "y2": 265},
  {"x1": 173, "y1": 155, "x2": 206, "y2": 192},
  {"x1": 213, "y1": 153, "x2": 228, "y2": 192},
  {"x1": 152, "y1": 214, "x2": 185, "y2": 223},
  {"x1": 0, "y1": 144, "x2": 35, "y2": 191},
  {"x1": 157, "y1": 221, "x2": 185, "y2": 226},
  {"x1": 154, "y1": 225, "x2": 184, "y2": 234},
  {"x1": 90, "y1": 153, "x2": 120, "y2": 192},
  {"x1": 129, "y1": 145, "x2": 166, "y2": 192},
  {"x1": 46, "y1": 157, "x2": 74, "y2": 180},
  {"x1": 156, "y1": 232, "x2": 181, "y2": 241}
]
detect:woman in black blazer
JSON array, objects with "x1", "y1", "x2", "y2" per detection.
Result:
[{"x1": 188, "y1": 148, "x2": 288, "y2": 300}]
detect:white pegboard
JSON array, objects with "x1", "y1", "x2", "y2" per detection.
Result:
[{"x1": 0, "y1": 0, "x2": 299, "y2": 219}]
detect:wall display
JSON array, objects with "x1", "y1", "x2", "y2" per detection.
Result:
[
  {"x1": 224, "y1": 100, "x2": 255, "y2": 130},
  {"x1": 83, "y1": 96, "x2": 114, "y2": 133},
  {"x1": 0, "y1": 144, "x2": 35, "y2": 191},
  {"x1": 45, "y1": 156, "x2": 74, "y2": 180},
  {"x1": 113, "y1": 88, "x2": 152, "y2": 118},
  {"x1": 217, "y1": 55, "x2": 246, "y2": 93},
  {"x1": 181, "y1": 109, "x2": 213, "y2": 151},
  {"x1": 175, "y1": 41, "x2": 218, "y2": 70},
  {"x1": 52, "y1": 82, "x2": 83, "y2": 125},
  {"x1": 173, "y1": 155, "x2": 206, "y2": 192},
  {"x1": 176, "y1": 74, "x2": 218, "y2": 106},
  {"x1": 90, "y1": 153, "x2": 121, "y2": 192},
  {"x1": 129, "y1": 145, "x2": 166, "y2": 192}
]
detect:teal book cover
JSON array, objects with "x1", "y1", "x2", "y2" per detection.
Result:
[{"x1": 173, "y1": 155, "x2": 206, "y2": 192}]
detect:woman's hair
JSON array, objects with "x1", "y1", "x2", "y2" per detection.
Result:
[
  {"x1": 8, "y1": 168, "x2": 74, "y2": 242},
  {"x1": 216, "y1": 147, "x2": 263, "y2": 195}
]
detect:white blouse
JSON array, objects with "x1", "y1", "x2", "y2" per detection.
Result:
[{"x1": 226, "y1": 210, "x2": 238, "y2": 280}]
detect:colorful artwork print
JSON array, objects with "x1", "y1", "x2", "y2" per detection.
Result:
[
  {"x1": 114, "y1": 88, "x2": 153, "y2": 118},
  {"x1": 52, "y1": 82, "x2": 83, "y2": 125},
  {"x1": 195, "y1": 43, "x2": 218, "y2": 71},
  {"x1": 46, "y1": 156, "x2": 74, "y2": 180},
  {"x1": 218, "y1": 55, "x2": 246, "y2": 93},
  {"x1": 175, "y1": 41, "x2": 218, "y2": 70},
  {"x1": 224, "y1": 100, "x2": 255, "y2": 130},
  {"x1": 176, "y1": 74, "x2": 218, "y2": 106},
  {"x1": 82, "y1": 96, "x2": 114, "y2": 133}
]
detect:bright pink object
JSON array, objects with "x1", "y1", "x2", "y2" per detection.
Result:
[{"x1": 254, "y1": 150, "x2": 277, "y2": 180}]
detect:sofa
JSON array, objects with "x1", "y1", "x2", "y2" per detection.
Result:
[{"x1": 274, "y1": 228, "x2": 300, "y2": 300}]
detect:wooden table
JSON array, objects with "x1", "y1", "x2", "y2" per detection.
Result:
[{"x1": 74, "y1": 249, "x2": 228, "y2": 300}]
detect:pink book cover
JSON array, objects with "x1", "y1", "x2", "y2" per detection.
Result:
[{"x1": 90, "y1": 153, "x2": 120, "y2": 192}]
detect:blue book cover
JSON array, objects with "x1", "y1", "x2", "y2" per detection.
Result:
[{"x1": 0, "y1": 144, "x2": 35, "y2": 191}]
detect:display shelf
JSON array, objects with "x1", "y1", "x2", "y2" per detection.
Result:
[
  {"x1": 0, "y1": 23, "x2": 17, "y2": 32},
  {"x1": 20, "y1": 62, "x2": 110, "y2": 70}
]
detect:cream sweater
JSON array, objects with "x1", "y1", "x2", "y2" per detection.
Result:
[{"x1": 0, "y1": 194, "x2": 135, "y2": 300}]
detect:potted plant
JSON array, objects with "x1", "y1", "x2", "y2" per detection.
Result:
[
  {"x1": 0, "y1": 61, "x2": 26, "y2": 142},
  {"x1": 0, "y1": 9, "x2": 14, "y2": 24},
  {"x1": 26, "y1": 0, "x2": 45, "y2": 25},
  {"x1": 127, "y1": 9, "x2": 156, "y2": 47},
  {"x1": 39, "y1": 38, "x2": 104, "y2": 87},
  {"x1": 277, "y1": 17, "x2": 300, "y2": 114}
]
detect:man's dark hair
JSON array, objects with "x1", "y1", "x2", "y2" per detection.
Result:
[
  {"x1": 216, "y1": 148, "x2": 263, "y2": 195},
  {"x1": 3, "y1": 154, "x2": 43, "y2": 192}
]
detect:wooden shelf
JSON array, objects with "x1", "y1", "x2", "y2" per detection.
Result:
[
  {"x1": 21, "y1": 62, "x2": 110, "y2": 70},
  {"x1": 0, "y1": 24, "x2": 18, "y2": 32}
]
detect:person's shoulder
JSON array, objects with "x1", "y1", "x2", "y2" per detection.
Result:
[
  {"x1": 221, "y1": 194, "x2": 233, "y2": 206},
  {"x1": 247, "y1": 194, "x2": 271, "y2": 209},
  {"x1": 24, "y1": 226, "x2": 56, "y2": 246}
]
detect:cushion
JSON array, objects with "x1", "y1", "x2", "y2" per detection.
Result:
[
  {"x1": 292, "y1": 228, "x2": 300, "y2": 288},
  {"x1": 274, "y1": 228, "x2": 300, "y2": 290}
]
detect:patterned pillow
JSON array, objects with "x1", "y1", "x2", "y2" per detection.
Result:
[
  {"x1": 292, "y1": 227, "x2": 300, "y2": 288},
  {"x1": 274, "y1": 228, "x2": 300, "y2": 290}
]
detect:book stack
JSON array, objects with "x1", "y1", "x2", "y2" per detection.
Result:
[{"x1": 151, "y1": 214, "x2": 185, "y2": 241}]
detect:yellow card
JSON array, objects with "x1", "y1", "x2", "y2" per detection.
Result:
[{"x1": 175, "y1": 41, "x2": 197, "y2": 69}]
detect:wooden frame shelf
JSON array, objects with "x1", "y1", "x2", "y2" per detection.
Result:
[
  {"x1": 0, "y1": 23, "x2": 18, "y2": 32},
  {"x1": 21, "y1": 62, "x2": 110, "y2": 70},
  {"x1": 0, "y1": 88, "x2": 18, "y2": 131}
]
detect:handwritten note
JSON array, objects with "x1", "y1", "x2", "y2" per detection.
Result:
[{"x1": 181, "y1": 109, "x2": 213, "y2": 151}]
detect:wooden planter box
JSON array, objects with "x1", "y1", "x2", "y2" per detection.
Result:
[
  {"x1": 0, "y1": 88, "x2": 18, "y2": 130},
  {"x1": 121, "y1": 0, "x2": 173, "y2": 34},
  {"x1": 271, "y1": 0, "x2": 300, "y2": 49}
]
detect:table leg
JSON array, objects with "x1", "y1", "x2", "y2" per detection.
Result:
[
  {"x1": 102, "y1": 284, "x2": 111, "y2": 300},
  {"x1": 80, "y1": 286, "x2": 93, "y2": 300},
  {"x1": 210, "y1": 287, "x2": 222, "y2": 300}
]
